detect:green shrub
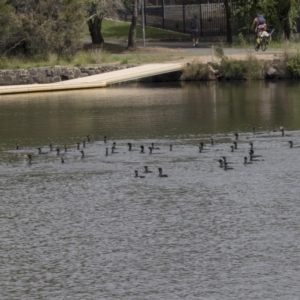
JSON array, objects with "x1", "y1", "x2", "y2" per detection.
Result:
[
  {"x1": 244, "y1": 55, "x2": 267, "y2": 80},
  {"x1": 214, "y1": 44, "x2": 225, "y2": 59},
  {"x1": 286, "y1": 50, "x2": 300, "y2": 78},
  {"x1": 0, "y1": 58, "x2": 9, "y2": 69},
  {"x1": 219, "y1": 58, "x2": 246, "y2": 79},
  {"x1": 181, "y1": 62, "x2": 217, "y2": 81},
  {"x1": 237, "y1": 33, "x2": 245, "y2": 46}
]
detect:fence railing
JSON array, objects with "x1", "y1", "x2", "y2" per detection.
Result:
[{"x1": 121, "y1": 2, "x2": 242, "y2": 37}]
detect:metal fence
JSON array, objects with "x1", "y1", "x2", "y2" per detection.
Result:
[{"x1": 121, "y1": 1, "x2": 242, "y2": 37}]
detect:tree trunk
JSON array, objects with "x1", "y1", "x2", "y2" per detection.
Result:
[
  {"x1": 276, "y1": 0, "x2": 291, "y2": 40},
  {"x1": 283, "y1": 18, "x2": 291, "y2": 40},
  {"x1": 223, "y1": 0, "x2": 233, "y2": 44},
  {"x1": 127, "y1": 0, "x2": 139, "y2": 49},
  {"x1": 88, "y1": 16, "x2": 104, "y2": 46}
]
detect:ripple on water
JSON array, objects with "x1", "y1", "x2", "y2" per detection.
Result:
[{"x1": 1, "y1": 132, "x2": 300, "y2": 299}]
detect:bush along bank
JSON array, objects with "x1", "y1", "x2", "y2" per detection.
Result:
[{"x1": 181, "y1": 51, "x2": 300, "y2": 81}]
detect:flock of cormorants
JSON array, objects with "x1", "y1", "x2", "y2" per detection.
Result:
[{"x1": 7, "y1": 126, "x2": 295, "y2": 178}]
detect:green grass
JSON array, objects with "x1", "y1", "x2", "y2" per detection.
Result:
[
  {"x1": 85, "y1": 19, "x2": 189, "y2": 41},
  {"x1": 0, "y1": 50, "x2": 183, "y2": 69},
  {"x1": 1, "y1": 19, "x2": 188, "y2": 69}
]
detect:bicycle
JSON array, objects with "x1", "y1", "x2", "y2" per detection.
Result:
[{"x1": 254, "y1": 29, "x2": 274, "y2": 52}]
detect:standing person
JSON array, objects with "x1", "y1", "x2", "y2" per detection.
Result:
[{"x1": 190, "y1": 14, "x2": 200, "y2": 47}]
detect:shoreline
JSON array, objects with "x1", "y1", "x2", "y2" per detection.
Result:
[{"x1": 0, "y1": 43, "x2": 294, "y2": 94}]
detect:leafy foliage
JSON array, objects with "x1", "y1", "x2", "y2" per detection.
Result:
[
  {"x1": 2, "y1": 0, "x2": 86, "y2": 57},
  {"x1": 286, "y1": 50, "x2": 300, "y2": 78},
  {"x1": 234, "y1": 0, "x2": 300, "y2": 40}
]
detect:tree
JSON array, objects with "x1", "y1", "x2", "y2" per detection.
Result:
[
  {"x1": 0, "y1": 0, "x2": 21, "y2": 56},
  {"x1": 3, "y1": 0, "x2": 87, "y2": 57},
  {"x1": 234, "y1": 0, "x2": 300, "y2": 40},
  {"x1": 127, "y1": 0, "x2": 140, "y2": 49},
  {"x1": 223, "y1": 0, "x2": 233, "y2": 44},
  {"x1": 87, "y1": 0, "x2": 124, "y2": 46}
]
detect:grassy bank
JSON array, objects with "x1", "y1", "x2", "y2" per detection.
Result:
[
  {"x1": 2, "y1": 18, "x2": 300, "y2": 79},
  {"x1": 0, "y1": 19, "x2": 188, "y2": 69},
  {"x1": 89, "y1": 19, "x2": 189, "y2": 41},
  {"x1": 181, "y1": 47, "x2": 300, "y2": 80},
  {"x1": 0, "y1": 49, "x2": 183, "y2": 70}
]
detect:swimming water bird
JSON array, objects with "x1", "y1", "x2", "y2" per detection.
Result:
[
  {"x1": 140, "y1": 145, "x2": 145, "y2": 153},
  {"x1": 111, "y1": 146, "x2": 118, "y2": 154},
  {"x1": 151, "y1": 143, "x2": 160, "y2": 150},
  {"x1": 113, "y1": 142, "x2": 116, "y2": 148},
  {"x1": 234, "y1": 133, "x2": 239, "y2": 140},
  {"x1": 199, "y1": 142, "x2": 207, "y2": 153},
  {"x1": 104, "y1": 136, "x2": 107, "y2": 143},
  {"x1": 86, "y1": 135, "x2": 91, "y2": 143},
  {"x1": 56, "y1": 148, "x2": 60, "y2": 156},
  {"x1": 80, "y1": 150, "x2": 84, "y2": 159},
  {"x1": 252, "y1": 127, "x2": 264, "y2": 135},
  {"x1": 82, "y1": 140, "x2": 86, "y2": 148},
  {"x1": 158, "y1": 167, "x2": 168, "y2": 177},
  {"x1": 233, "y1": 141, "x2": 238, "y2": 149},
  {"x1": 61, "y1": 156, "x2": 65, "y2": 163},
  {"x1": 135, "y1": 170, "x2": 145, "y2": 178},
  {"x1": 128, "y1": 143, "x2": 138, "y2": 152},
  {"x1": 287, "y1": 141, "x2": 300, "y2": 148},
  {"x1": 24, "y1": 154, "x2": 32, "y2": 164},
  {"x1": 222, "y1": 156, "x2": 233, "y2": 165},
  {"x1": 272, "y1": 126, "x2": 285, "y2": 136},
  {"x1": 144, "y1": 166, "x2": 152, "y2": 173},
  {"x1": 148, "y1": 147, "x2": 153, "y2": 154},
  {"x1": 37, "y1": 147, "x2": 47, "y2": 155},
  {"x1": 211, "y1": 138, "x2": 214, "y2": 146},
  {"x1": 199, "y1": 145, "x2": 206, "y2": 153},
  {"x1": 49, "y1": 144, "x2": 53, "y2": 152},
  {"x1": 77, "y1": 142, "x2": 80, "y2": 150},
  {"x1": 249, "y1": 153, "x2": 263, "y2": 162},
  {"x1": 224, "y1": 162, "x2": 234, "y2": 171},
  {"x1": 244, "y1": 157, "x2": 252, "y2": 164},
  {"x1": 170, "y1": 144, "x2": 173, "y2": 151},
  {"x1": 249, "y1": 149, "x2": 262, "y2": 158},
  {"x1": 64, "y1": 145, "x2": 68, "y2": 153},
  {"x1": 105, "y1": 148, "x2": 109, "y2": 156},
  {"x1": 15, "y1": 143, "x2": 19, "y2": 150},
  {"x1": 218, "y1": 159, "x2": 224, "y2": 168},
  {"x1": 230, "y1": 145, "x2": 234, "y2": 152},
  {"x1": 249, "y1": 142, "x2": 254, "y2": 151}
]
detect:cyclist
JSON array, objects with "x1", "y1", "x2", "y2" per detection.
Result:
[{"x1": 252, "y1": 14, "x2": 267, "y2": 36}]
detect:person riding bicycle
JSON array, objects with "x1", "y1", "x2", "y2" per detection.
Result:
[
  {"x1": 252, "y1": 14, "x2": 270, "y2": 51},
  {"x1": 252, "y1": 14, "x2": 267, "y2": 36}
]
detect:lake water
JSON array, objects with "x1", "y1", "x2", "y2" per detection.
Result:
[{"x1": 1, "y1": 81, "x2": 300, "y2": 299}]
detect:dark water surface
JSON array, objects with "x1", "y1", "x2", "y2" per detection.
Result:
[{"x1": 1, "y1": 81, "x2": 300, "y2": 299}]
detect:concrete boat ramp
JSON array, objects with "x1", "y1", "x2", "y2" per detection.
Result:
[{"x1": 0, "y1": 63, "x2": 184, "y2": 95}]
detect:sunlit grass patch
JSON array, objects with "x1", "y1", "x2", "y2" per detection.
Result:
[{"x1": 84, "y1": 19, "x2": 189, "y2": 42}]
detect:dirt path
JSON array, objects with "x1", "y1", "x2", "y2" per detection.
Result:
[{"x1": 104, "y1": 40, "x2": 284, "y2": 64}]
